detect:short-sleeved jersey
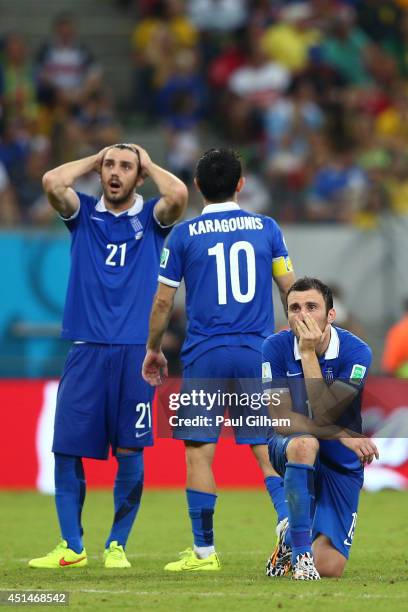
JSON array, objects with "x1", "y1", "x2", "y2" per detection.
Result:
[
  {"x1": 262, "y1": 326, "x2": 372, "y2": 470},
  {"x1": 61, "y1": 192, "x2": 171, "y2": 344},
  {"x1": 158, "y1": 201, "x2": 292, "y2": 366}
]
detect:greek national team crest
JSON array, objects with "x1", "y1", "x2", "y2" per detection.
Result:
[
  {"x1": 130, "y1": 216, "x2": 143, "y2": 240},
  {"x1": 324, "y1": 367, "x2": 334, "y2": 384}
]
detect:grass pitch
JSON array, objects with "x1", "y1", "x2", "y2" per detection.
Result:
[{"x1": 0, "y1": 489, "x2": 407, "y2": 611}]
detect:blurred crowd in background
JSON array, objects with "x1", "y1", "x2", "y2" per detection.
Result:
[
  {"x1": 2, "y1": 0, "x2": 408, "y2": 377},
  {"x1": 2, "y1": 0, "x2": 408, "y2": 227}
]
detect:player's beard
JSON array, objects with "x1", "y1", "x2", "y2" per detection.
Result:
[{"x1": 103, "y1": 183, "x2": 137, "y2": 208}]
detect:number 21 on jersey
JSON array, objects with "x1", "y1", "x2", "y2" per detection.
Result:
[{"x1": 105, "y1": 243, "x2": 127, "y2": 267}]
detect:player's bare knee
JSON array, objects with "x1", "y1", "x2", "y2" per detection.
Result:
[
  {"x1": 185, "y1": 443, "x2": 213, "y2": 469},
  {"x1": 287, "y1": 436, "x2": 319, "y2": 464},
  {"x1": 316, "y1": 559, "x2": 345, "y2": 578},
  {"x1": 313, "y1": 535, "x2": 346, "y2": 578}
]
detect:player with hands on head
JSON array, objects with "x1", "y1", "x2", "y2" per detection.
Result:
[{"x1": 28, "y1": 143, "x2": 187, "y2": 569}]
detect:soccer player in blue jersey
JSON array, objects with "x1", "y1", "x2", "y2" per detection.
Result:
[
  {"x1": 28, "y1": 143, "x2": 187, "y2": 569},
  {"x1": 262, "y1": 277, "x2": 379, "y2": 580},
  {"x1": 142, "y1": 148, "x2": 295, "y2": 571}
]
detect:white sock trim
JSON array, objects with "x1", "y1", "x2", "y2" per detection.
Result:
[{"x1": 194, "y1": 545, "x2": 215, "y2": 559}]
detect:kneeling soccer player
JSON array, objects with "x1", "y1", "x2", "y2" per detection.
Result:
[{"x1": 262, "y1": 277, "x2": 379, "y2": 580}]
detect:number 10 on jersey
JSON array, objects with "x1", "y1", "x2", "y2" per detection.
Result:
[{"x1": 208, "y1": 241, "x2": 256, "y2": 305}]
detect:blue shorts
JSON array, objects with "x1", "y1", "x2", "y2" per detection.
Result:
[
  {"x1": 174, "y1": 346, "x2": 268, "y2": 445},
  {"x1": 268, "y1": 434, "x2": 363, "y2": 559},
  {"x1": 53, "y1": 344, "x2": 154, "y2": 459}
]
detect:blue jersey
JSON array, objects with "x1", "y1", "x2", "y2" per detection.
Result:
[
  {"x1": 61, "y1": 192, "x2": 171, "y2": 344},
  {"x1": 262, "y1": 326, "x2": 372, "y2": 470},
  {"x1": 158, "y1": 201, "x2": 292, "y2": 365}
]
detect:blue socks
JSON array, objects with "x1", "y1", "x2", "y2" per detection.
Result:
[
  {"x1": 186, "y1": 489, "x2": 217, "y2": 547},
  {"x1": 265, "y1": 475, "x2": 288, "y2": 524},
  {"x1": 54, "y1": 453, "x2": 86, "y2": 554},
  {"x1": 284, "y1": 463, "x2": 315, "y2": 564},
  {"x1": 105, "y1": 451, "x2": 144, "y2": 549}
]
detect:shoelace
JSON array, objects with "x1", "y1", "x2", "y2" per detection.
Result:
[
  {"x1": 109, "y1": 546, "x2": 125, "y2": 560},
  {"x1": 178, "y1": 548, "x2": 193, "y2": 559}
]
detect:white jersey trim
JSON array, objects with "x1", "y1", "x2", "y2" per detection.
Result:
[
  {"x1": 95, "y1": 194, "x2": 144, "y2": 216},
  {"x1": 293, "y1": 325, "x2": 340, "y2": 361},
  {"x1": 153, "y1": 207, "x2": 177, "y2": 229},
  {"x1": 202, "y1": 201, "x2": 240, "y2": 214},
  {"x1": 158, "y1": 275, "x2": 180, "y2": 288},
  {"x1": 59, "y1": 203, "x2": 81, "y2": 222}
]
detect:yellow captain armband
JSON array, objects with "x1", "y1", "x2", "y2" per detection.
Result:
[{"x1": 272, "y1": 256, "x2": 294, "y2": 277}]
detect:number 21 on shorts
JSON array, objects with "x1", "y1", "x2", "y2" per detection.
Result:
[{"x1": 135, "y1": 402, "x2": 152, "y2": 438}]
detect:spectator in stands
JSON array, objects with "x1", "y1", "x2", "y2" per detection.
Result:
[
  {"x1": 157, "y1": 49, "x2": 206, "y2": 183},
  {"x1": 36, "y1": 13, "x2": 102, "y2": 111},
  {"x1": 383, "y1": 11, "x2": 408, "y2": 79},
  {"x1": 261, "y1": 2, "x2": 321, "y2": 73},
  {"x1": 375, "y1": 81, "x2": 408, "y2": 150},
  {"x1": 265, "y1": 77, "x2": 324, "y2": 169},
  {"x1": 0, "y1": 33, "x2": 38, "y2": 127},
  {"x1": 357, "y1": 0, "x2": 401, "y2": 46},
  {"x1": 322, "y1": 6, "x2": 373, "y2": 86},
  {"x1": 264, "y1": 78, "x2": 324, "y2": 221},
  {"x1": 69, "y1": 90, "x2": 122, "y2": 153},
  {"x1": 382, "y1": 299, "x2": 408, "y2": 377},
  {"x1": 187, "y1": 0, "x2": 248, "y2": 32},
  {"x1": 236, "y1": 156, "x2": 271, "y2": 215},
  {"x1": 305, "y1": 145, "x2": 368, "y2": 223},
  {"x1": 13, "y1": 136, "x2": 50, "y2": 223},
  {"x1": 131, "y1": 0, "x2": 197, "y2": 122},
  {"x1": 226, "y1": 34, "x2": 290, "y2": 142}
]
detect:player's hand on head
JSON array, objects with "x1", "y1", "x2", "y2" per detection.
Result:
[
  {"x1": 133, "y1": 145, "x2": 152, "y2": 175},
  {"x1": 142, "y1": 349, "x2": 168, "y2": 386},
  {"x1": 94, "y1": 146, "x2": 112, "y2": 174}
]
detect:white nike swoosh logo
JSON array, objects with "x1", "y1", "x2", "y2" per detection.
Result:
[
  {"x1": 287, "y1": 371, "x2": 302, "y2": 377},
  {"x1": 90, "y1": 216, "x2": 104, "y2": 222},
  {"x1": 135, "y1": 431, "x2": 150, "y2": 438},
  {"x1": 343, "y1": 540, "x2": 352, "y2": 547}
]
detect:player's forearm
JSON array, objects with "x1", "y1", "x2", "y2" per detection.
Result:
[
  {"x1": 268, "y1": 397, "x2": 359, "y2": 439},
  {"x1": 301, "y1": 351, "x2": 356, "y2": 426},
  {"x1": 43, "y1": 155, "x2": 98, "y2": 195},
  {"x1": 146, "y1": 293, "x2": 174, "y2": 352},
  {"x1": 146, "y1": 162, "x2": 188, "y2": 224},
  {"x1": 274, "y1": 270, "x2": 295, "y2": 316}
]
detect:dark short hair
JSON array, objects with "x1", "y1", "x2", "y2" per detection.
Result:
[
  {"x1": 286, "y1": 277, "x2": 334, "y2": 314},
  {"x1": 195, "y1": 148, "x2": 242, "y2": 202}
]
